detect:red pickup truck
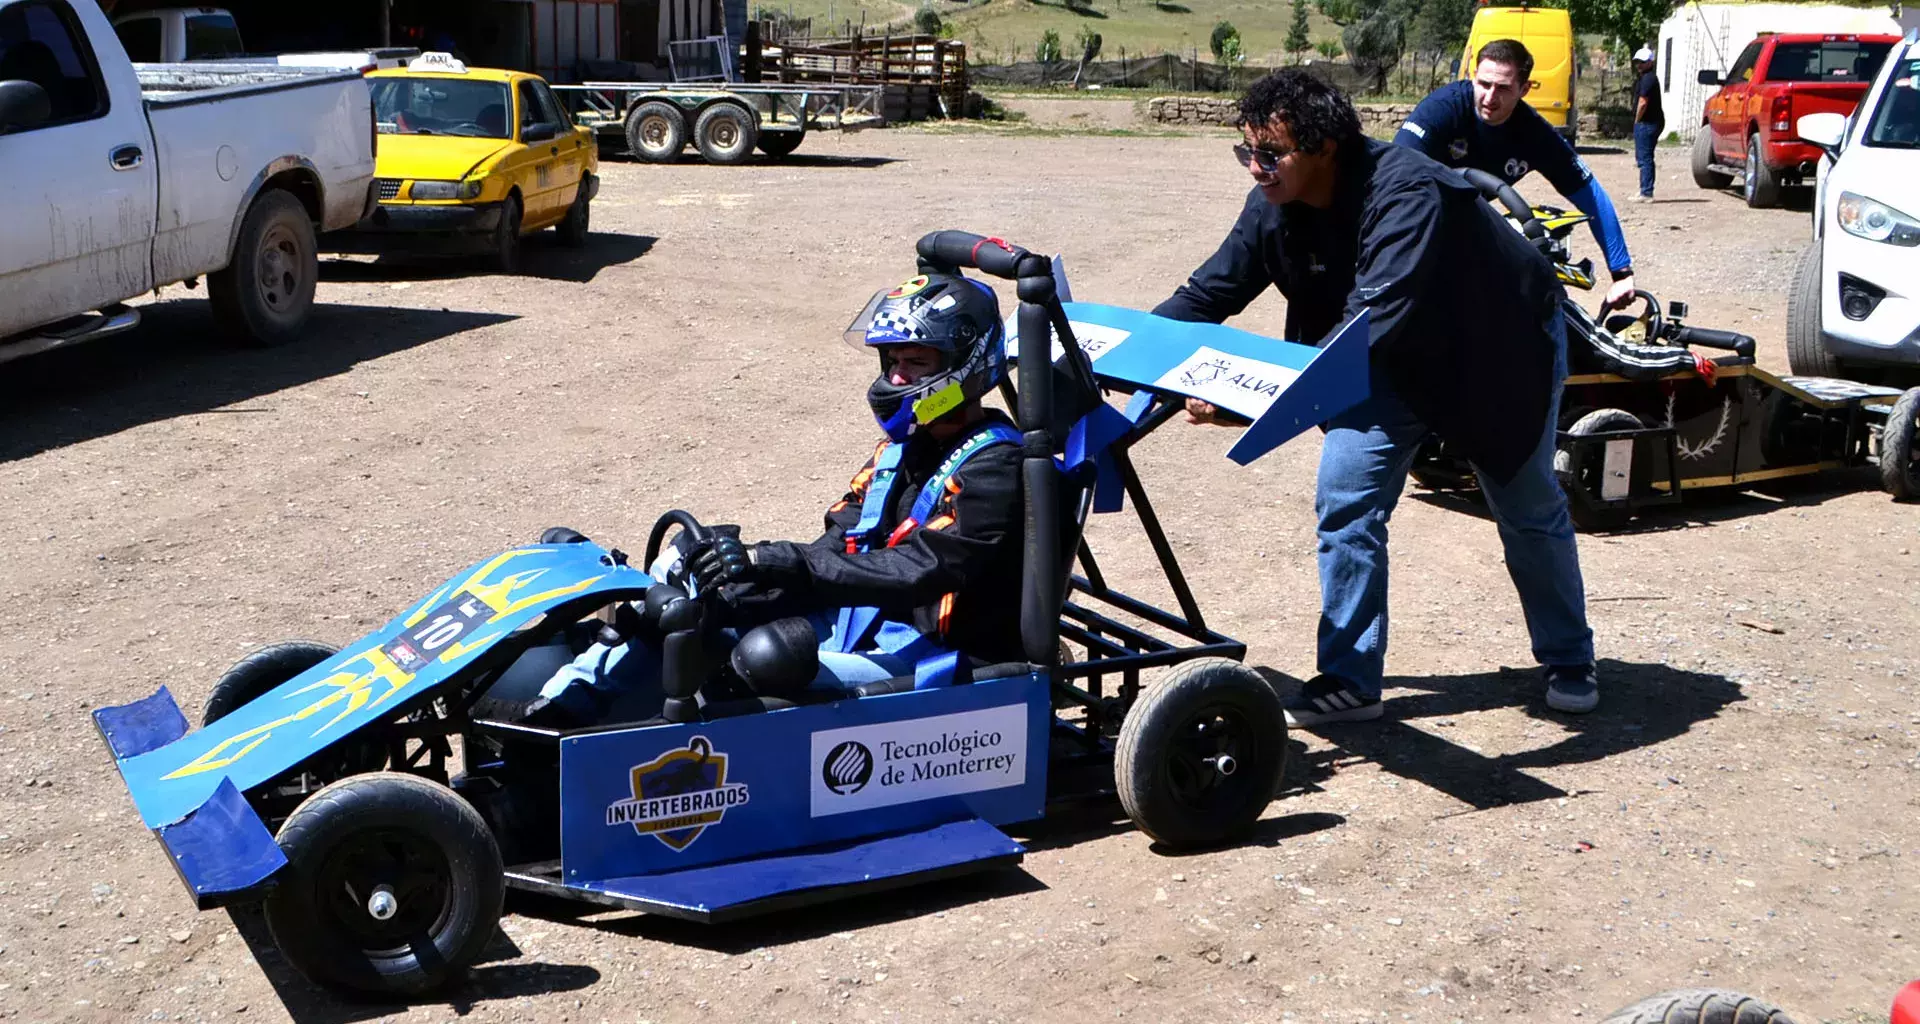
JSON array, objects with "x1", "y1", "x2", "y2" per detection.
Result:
[{"x1": 1690, "y1": 31, "x2": 1899, "y2": 207}]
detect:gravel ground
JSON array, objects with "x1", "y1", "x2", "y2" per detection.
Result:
[{"x1": 0, "y1": 117, "x2": 1914, "y2": 1024}]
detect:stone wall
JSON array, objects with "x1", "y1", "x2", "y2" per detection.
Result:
[{"x1": 1147, "y1": 97, "x2": 1415, "y2": 132}]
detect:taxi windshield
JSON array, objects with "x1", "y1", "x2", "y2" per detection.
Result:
[{"x1": 372, "y1": 78, "x2": 512, "y2": 138}]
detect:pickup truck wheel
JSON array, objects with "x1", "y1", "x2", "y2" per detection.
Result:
[
  {"x1": 1743, "y1": 134, "x2": 1781, "y2": 208},
  {"x1": 1786, "y1": 243, "x2": 1841, "y2": 377},
  {"x1": 625, "y1": 101, "x2": 686, "y2": 163},
  {"x1": 694, "y1": 103, "x2": 758, "y2": 165},
  {"x1": 1691, "y1": 130, "x2": 1732, "y2": 189},
  {"x1": 490, "y1": 196, "x2": 523, "y2": 275},
  {"x1": 265, "y1": 772, "x2": 504, "y2": 997},
  {"x1": 209, "y1": 189, "x2": 316, "y2": 348},
  {"x1": 556, "y1": 177, "x2": 591, "y2": 247}
]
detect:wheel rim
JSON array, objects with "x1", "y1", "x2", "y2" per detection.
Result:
[
  {"x1": 711, "y1": 118, "x2": 739, "y2": 150},
  {"x1": 1162, "y1": 703, "x2": 1262, "y2": 813},
  {"x1": 315, "y1": 826, "x2": 454, "y2": 958},
  {"x1": 1745, "y1": 141, "x2": 1758, "y2": 201},
  {"x1": 641, "y1": 114, "x2": 670, "y2": 150},
  {"x1": 257, "y1": 223, "x2": 304, "y2": 316}
]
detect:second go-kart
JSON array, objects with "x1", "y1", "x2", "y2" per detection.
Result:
[
  {"x1": 1411, "y1": 170, "x2": 1920, "y2": 529},
  {"x1": 92, "y1": 231, "x2": 1372, "y2": 998}
]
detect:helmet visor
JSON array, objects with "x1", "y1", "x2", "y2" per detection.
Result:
[{"x1": 842, "y1": 287, "x2": 892, "y2": 352}]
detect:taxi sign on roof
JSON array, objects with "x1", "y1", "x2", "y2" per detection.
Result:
[{"x1": 408, "y1": 51, "x2": 467, "y2": 73}]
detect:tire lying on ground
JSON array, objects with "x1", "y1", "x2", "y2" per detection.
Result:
[{"x1": 1601, "y1": 989, "x2": 1798, "y2": 1024}]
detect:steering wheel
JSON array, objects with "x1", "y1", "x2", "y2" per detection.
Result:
[
  {"x1": 643, "y1": 510, "x2": 712, "y2": 585},
  {"x1": 1459, "y1": 168, "x2": 1546, "y2": 240},
  {"x1": 1600, "y1": 288, "x2": 1665, "y2": 345}
]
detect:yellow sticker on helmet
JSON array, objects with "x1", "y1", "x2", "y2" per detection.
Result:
[
  {"x1": 913, "y1": 381, "x2": 966, "y2": 423},
  {"x1": 888, "y1": 275, "x2": 930, "y2": 299}
]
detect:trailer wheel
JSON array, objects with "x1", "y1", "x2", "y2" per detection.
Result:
[
  {"x1": 626, "y1": 101, "x2": 686, "y2": 163},
  {"x1": 1786, "y1": 243, "x2": 1841, "y2": 377},
  {"x1": 266, "y1": 772, "x2": 504, "y2": 997},
  {"x1": 1601, "y1": 989, "x2": 1797, "y2": 1024},
  {"x1": 1881, "y1": 386, "x2": 1920, "y2": 500},
  {"x1": 757, "y1": 129, "x2": 804, "y2": 158},
  {"x1": 209, "y1": 189, "x2": 316, "y2": 348},
  {"x1": 1691, "y1": 129, "x2": 1731, "y2": 189},
  {"x1": 695, "y1": 103, "x2": 759, "y2": 165},
  {"x1": 1552, "y1": 408, "x2": 1642, "y2": 532},
  {"x1": 1115, "y1": 658, "x2": 1287, "y2": 849}
]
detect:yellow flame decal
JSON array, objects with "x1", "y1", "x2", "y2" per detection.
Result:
[{"x1": 161, "y1": 648, "x2": 415, "y2": 780}]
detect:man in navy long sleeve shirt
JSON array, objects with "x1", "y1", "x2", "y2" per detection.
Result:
[
  {"x1": 1396, "y1": 39, "x2": 1641, "y2": 310},
  {"x1": 1157, "y1": 70, "x2": 1598, "y2": 724}
]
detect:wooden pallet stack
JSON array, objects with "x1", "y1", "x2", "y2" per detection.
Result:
[{"x1": 745, "y1": 29, "x2": 969, "y2": 120}]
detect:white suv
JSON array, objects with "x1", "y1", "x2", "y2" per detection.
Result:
[{"x1": 1788, "y1": 29, "x2": 1920, "y2": 377}]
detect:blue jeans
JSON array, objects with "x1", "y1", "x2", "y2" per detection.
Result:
[
  {"x1": 1314, "y1": 318, "x2": 1593, "y2": 699},
  {"x1": 1633, "y1": 122, "x2": 1660, "y2": 197}
]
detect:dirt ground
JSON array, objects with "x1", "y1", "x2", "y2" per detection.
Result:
[{"x1": 2, "y1": 112, "x2": 1916, "y2": 1024}]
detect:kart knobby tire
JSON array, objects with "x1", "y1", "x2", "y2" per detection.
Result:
[
  {"x1": 1600, "y1": 989, "x2": 1797, "y2": 1024},
  {"x1": 625, "y1": 100, "x2": 686, "y2": 162},
  {"x1": 1786, "y1": 243, "x2": 1840, "y2": 377},
  {"x1": 208, "y1": 188, "x2": 316, "y2": 348},
  {"x1": 204, "y1": 640, "x2": 340, "y2": 726},
  {"x1": 757, "y1": 129, "x2": 803, "y2": 158},
  {"x1": 1115, "y1": 658, "x2": 1287, "y2": 848},
  {"x1": 694, "y1": 103, "x2": 758, "y2": 165},
  {"x1": 1744, "y1": 133, "x2": 1781, "y2": 209},
  {"x1": 1881, "y1": 386, "x2": 1920, "y2": 500},
  {"x1": 556, "y1": 174, "x2": 592, "y2": 247},
  {"x1": 265, "y1": 772, "x2": 504, "y2": 998},
  {"x1": 1691, "y1": 129, "x2": 1731, "y2": 190},
  {"x1": 537, "y1": 525, "x2": 590, "y2": 544},
  {"x1": 1552, "y1": 408, "x2": 1642, "y2": 532}
]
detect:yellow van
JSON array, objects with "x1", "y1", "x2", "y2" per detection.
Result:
[{"x1": 1460, "y1": 6, "x2": 1578, "y2": 141}]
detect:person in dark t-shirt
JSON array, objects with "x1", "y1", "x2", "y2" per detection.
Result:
[{"x1": 1630, "y1": 46, "x2": 1664, "y2": 200}]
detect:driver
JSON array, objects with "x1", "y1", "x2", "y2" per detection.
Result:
[{"x1": 526, "y1": 271, "x2": 1025, "y2": 726}]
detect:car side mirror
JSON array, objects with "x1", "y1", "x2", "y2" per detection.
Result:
[
  {"x1": 0, "y1": 79, "x2": 53, "y2": 134},
  {"x1": 1796, "y1": 111, "x2": 1846, "y2": 155},
  {"x1": 522, "y1": 121, "x2": 557, "y2": 143},
  {"x1": 1696, "y1": 69, "x2": 1722, "y2": 86}
]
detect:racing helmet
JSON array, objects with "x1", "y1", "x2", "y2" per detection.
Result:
[{"x1": 843, "y1": 272, "x2": 1007, "y2": 441}]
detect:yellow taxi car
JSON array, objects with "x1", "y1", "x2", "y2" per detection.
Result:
[{"x1": 349, "y1": 54, "x2": 598, "y2": 273}]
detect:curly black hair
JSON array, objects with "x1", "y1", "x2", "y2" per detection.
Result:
[{"x1": 1235, "y1": 68, "x2": 1363, "y2": 155}]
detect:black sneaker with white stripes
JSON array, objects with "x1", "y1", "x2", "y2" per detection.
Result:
[{"x1": 1282, "y1": 674, "x2": 1383, "y2": 726}]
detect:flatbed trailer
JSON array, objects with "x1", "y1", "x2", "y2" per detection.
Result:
[{"x1": 549, "y1": 81, "x2": 885, "y2": 164}]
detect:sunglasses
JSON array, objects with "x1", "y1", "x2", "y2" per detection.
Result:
[{"x1": 1233, "y1": 142, "x2": 1296, "y2": 175}]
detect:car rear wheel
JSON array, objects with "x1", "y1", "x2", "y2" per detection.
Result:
[
  {"x1": 1744, "y1": 133, "x2": 1781, "y2": 208},
  {"x1": 1785, "y1": 242, "x2": 1841, "y2": 377},
  {"x1": 1691, "y1": 129, "x2": 1731, "y2": 189},
  {"x1": 209, "y1": 189, "x2": 316, "y2": 347},
  {"x1": 1881, "y1": 386, "x2": 1920, "y2": 500}
]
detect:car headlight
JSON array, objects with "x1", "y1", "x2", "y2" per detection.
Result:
[
  {"x1": 408, "y1": 179, "x2": 483, "y2": 201},
  {"x1": 1836, "y1": 192, "x2": 1920, "y2": 246}
]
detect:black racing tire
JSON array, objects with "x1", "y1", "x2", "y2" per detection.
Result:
[
  {"x1": 556, "y1": 175, "x2": 591, "y2": 247},
  {"x1": 694, "y1": 103, "x2": 758, "y2": 165},
  {"x1": 756, "y1": 129, "x2": 804, "y2": 158},
  {"x1": 1600, "y1": 989, "x2": 1798, "y2": 1024},
  {"x1": 208, "y1": 189, "x2": 316, "y2": 348},
  {"x1": 537, "y1": 526, "x2": 590, "y2": 544},
  {"x1": 1691, "y1": 129, "x2": 1732, "y2": 189},
  {"x1": 1552, "y1": 407, "x2": 1643, "y2": 532},
  {"x1": 1115, "y1": 658, "x2": 1287, "y2": 848},
  {"x1": 265, "y1": 772, "x2": 504, "y2": 998},
  {"x1": 625, "y1": 101, "x2": 686, "y2": 163},
  {"x1": 1786, "y1": 243, "x2": 1841, "y2": 378},
  {"x1": 490, "y1": 195, "x2": 523, "y2": 275},
  {"x1": 1881, "y1": 386, "x2": 1920, "y2": 500},
  {"x1": 1744, "y1": 133, "x2": 1781, "y2": 208},
  {"x1": 204, "y1": 640, "x2": 340, "y2": 726}
]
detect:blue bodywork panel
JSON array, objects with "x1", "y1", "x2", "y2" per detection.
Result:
[
  {"x1": 566, "y1": 818, "x2": 1025, "y2": 922},
  {"x1": 155, "y1": 776, "x2": 288, "y2": 908},
  {"x1": 102, "y1": 542, "x2": 652, "y2": 831},
  {"x1": 1008, "y1": 303, "x2": 1372, "y2": 465},
  {"x1": 558, "y1": 673, "x2": 1048, "y2": 885}
]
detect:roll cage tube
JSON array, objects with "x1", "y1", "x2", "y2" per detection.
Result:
[{"x1": 913, "y1": 231, "x2": 1099, "y2": 669}]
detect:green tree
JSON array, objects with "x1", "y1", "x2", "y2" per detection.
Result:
[
  {"x1": 1315, "y1": 38, "x2": 1342, "y2": 58},
  {"x1": 1341, "y1": 0, "x2": 1414, "y2": 93},
  {"x1": 1036, "y1": 27, "x2": 1064, "y2": 62},
  {"x1": 1209, "y1": 20, "x2": 1241, "y2": 60},
  {"x1": 913, "y1": 5, "x2": 942, "y2": 35},
  {"x1": 1286, "y1": 1, "x2": 1314, "y2": 60},
  {"x1": 1564, "y1": 0, "x2": 1668, "y2": 53}
]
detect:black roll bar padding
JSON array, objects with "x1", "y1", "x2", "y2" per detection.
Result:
[
  {"x1": 1673, "y1": 325, "x2": 1757, "y2": 360},
  {"x1": 917, "y1": 230, "x2": 1037, "y2": 280},
  {"x1": 1459, "y1": 167, "x2": 1545, "y2": 239},
  {"x1": 1017, "y1": 293, "x2": 1062, "y2": 669}
]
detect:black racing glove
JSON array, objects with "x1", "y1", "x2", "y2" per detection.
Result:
[{"x1": 691, "y1": 535, "x2": 761, "y2": 591}]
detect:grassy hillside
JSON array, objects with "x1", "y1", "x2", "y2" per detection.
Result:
[{"x1": 756, "y1": 0, "x2": 1342, "y2": 67}]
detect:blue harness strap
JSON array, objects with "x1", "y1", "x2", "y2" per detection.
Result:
[{"x1": 829, "y1": 422, "x2": 1021, "y2": 655}]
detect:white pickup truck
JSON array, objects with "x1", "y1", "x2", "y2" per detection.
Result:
[{"x1": 0, "y1": 0, "x2": 377, "y2": 361}]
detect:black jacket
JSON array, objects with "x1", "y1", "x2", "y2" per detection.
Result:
[
  {"x1": 746, "y1": 413, "x2": 1026, "y2": 663},
  {"x1": 1154, "y1": 138, "x2": 1565, "y2": 483}
]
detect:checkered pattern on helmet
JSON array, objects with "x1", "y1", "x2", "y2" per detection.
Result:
[{"x1": 867, "y1": 307, "x2": 928, "y2": 343}]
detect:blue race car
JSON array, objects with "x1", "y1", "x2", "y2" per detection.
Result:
[{"x1": 93, "y1": 231, "x2": 1370, "y2": 998}]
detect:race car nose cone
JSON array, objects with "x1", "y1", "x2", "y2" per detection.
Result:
[{"x1": 368, "y1": 885, "x2": 398, "y2": 921}]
